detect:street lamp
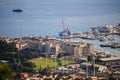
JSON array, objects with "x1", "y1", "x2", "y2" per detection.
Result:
[
  {"x1": 92, "y1": 57, "x2": 96, "y2": 77},
  {"x1": 46, "y1": 54, "x2": 48, "y2": 68},
  {"x1": 54, "y1": 54, "x2": 57, "y2": 73}
]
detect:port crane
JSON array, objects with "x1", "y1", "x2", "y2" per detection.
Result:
[{"x1": 59, "y1": 20, "x2": 71, "y2": 38}]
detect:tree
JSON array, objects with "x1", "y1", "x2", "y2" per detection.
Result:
[
  {"x1": 85, "y1": 77, "x2": 92, "y2": 80},
  {"x1": 21, "y1": 61, "x2": 36, "y2": 73},
  {"x1": 74, "y1": 78, "x2": 81, "y2": 80},
  {"x1": 57, "y1": 59, "x2": 62, "y2": 66},
  {"x1": 80, "y1": 78, "x2": 84, "y2": 80},
  {"x1": 0, "y1": 64, "x2": 14, "y2": 80},
  {"x1": 87, "y1": 55, "x2": 93, "y2": 62},
  {"x1": 0, "y1": 40, "x2": 18, "y2": 53},
  {"x1": 41, "y1": 65, "x2": 51, "y2": 75}
]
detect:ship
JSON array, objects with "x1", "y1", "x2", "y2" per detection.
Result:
[{"x1": 13, "y1": 9, "x2": 23, "y2": 12}]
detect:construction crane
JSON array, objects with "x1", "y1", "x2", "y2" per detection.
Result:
[{"x1": 59, "y1": 20, "x2": 71, "y2": 38}]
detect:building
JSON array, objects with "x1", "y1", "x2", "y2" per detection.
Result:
[
  {"x1": 15, "y1": 41, "x2": 28, "y2": 50},
  {"x1": 60, "y1": 42, "x2": 96, "y2": 56},
  {"x1": 83, "y1": 43, "x2": 96, "y2": 55},
  {"x1": 98, "y1": 57, "x2": 120, "y2": 67},
  {"x1": 74, "y1": 42, "x2": 87, "y2": 56},
  {"x1": 80, "y1": 62, "x2": 108, "y2": 72}
]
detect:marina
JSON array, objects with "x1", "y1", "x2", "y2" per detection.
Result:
[
  {"x1": 59, "y1": 24, "x2": 120, "y2": 56},
  {"x1": 61, "y1": 34, "x2": 120, "y2": 56}
]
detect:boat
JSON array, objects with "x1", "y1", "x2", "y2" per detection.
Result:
[
  {"x1": 13, "y1": 9, "x2": 23, "y2": 12},
  {"x1": 100, "y1": 43, "x2": 120, "y2": 48},
  {"x1": 100, "y1": 44, "x2": 109, "y2": 47},
  {"x1": 79, "y1": 36, "x2": 95, "y2": 40},
  {"x1": 99, "y1": 37, "x2": 107, "y2": 41}
]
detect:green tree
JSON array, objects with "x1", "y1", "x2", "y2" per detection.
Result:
[
  {"x1": 41, "y1": 65, "x2": 50, "y2": 75},
  {"x1": 57, "y1": 59, "x2": 62, "y2": 66},
  {"x1": 0, "y1": 40, "x2": 18, "y2": 53},
  {"x1": 87, "y1": 55, "x2": 93, "y2": 62},
  {"x1": 85, "y1": 77, "x2": 92, "y2": 80},
  {"x1": 0, "y1": 64, "x2": 14, "y2": 80}
]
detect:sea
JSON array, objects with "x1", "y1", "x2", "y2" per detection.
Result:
[{"x1": 0, "y1": 0, "x2": 120, "y2": 56}]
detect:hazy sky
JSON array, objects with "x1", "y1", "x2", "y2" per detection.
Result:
[{"x1": 0, "y1": 0, "x2": 120, "y2": 37}]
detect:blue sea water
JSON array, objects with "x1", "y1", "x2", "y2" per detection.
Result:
[
  {"x1": 0, "y1": 0, "x2": 120, "y2": 55},
  {"x1": 0, "y1": 0, "x2": 120, "y2": 37}
]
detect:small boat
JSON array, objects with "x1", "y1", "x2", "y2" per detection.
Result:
[
  {"x1": 80, "y1": 36, "x2": 95, "y2": 40},
  {"x1": 100, "y1": 44, "x2": 109, "y2": 47},
  {"x1": 99, "y1": 37, "x2": 107, "y2": 41},
  {"x1": 13, "y1": 9, "x2": 23, "y2": 12}
]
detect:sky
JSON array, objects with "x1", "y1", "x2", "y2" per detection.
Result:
[{"x1": 0, "y1": 0, "x2": 120, "y2": 37}]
